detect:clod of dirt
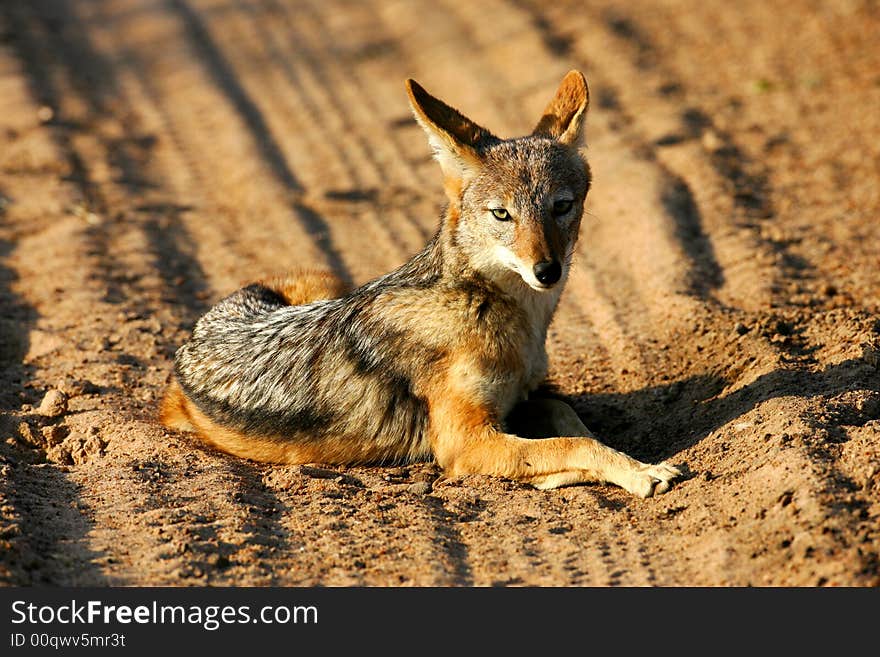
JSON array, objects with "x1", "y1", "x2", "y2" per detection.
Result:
[
  {"x1": 701, "y1": 129, "x2": 723, "y2": 151},
  {"x1": 16, "y1": 422, "x2": 41, "y2": 448},
  {"x1": 55, "y1": 376, "x2": 97, "y2": 397},
  {"x1": 40, "y1": 424, "x2": 69, "y2": 446},
  {"x1": 297, "y1": 464, "x2": 363, "y2": 487},
  {"x1": 37, "y1": 389, "x2": 68, "y2": 417},
  {"x1": 46, "y1": 430, "x2": 106, "y2": 466}
]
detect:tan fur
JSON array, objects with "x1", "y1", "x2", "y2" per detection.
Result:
[
  {"x1": 180, "y1": 395, "x2": 394, "y2": 465},
  {"x1": 159, "y1": 379, "x2": 196, "y2": 432},
  {"x1": 533, "y1": 70, "x2": 590, "y2": 145},
  {"x1": 255, "y1": 269, "x2": 349, "y2": 305},
  {"x1": 512, "y1": 220, "x2": 558, "y2": 269}
]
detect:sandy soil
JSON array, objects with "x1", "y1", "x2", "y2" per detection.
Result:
[{"x1": 1, "y1": 0, "x2": 878, "y2": 587}]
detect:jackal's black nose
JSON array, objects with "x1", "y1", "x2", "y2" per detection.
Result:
[{"x1": 533, "y1": 260, "x2": 562, "y2": 286}]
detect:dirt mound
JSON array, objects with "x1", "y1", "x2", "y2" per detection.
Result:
[{"x1": 1, "y1": 0, "x2": 878, "y2": 586}]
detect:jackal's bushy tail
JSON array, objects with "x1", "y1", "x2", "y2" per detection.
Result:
[
  {"x1": 160, "y1": 269, "x2": 348, "y2": 434},
  {"x1": 254, "y1": 270, "x2": 348, "y2": 306},
  {"x1": 160, "y1": 378, "x2": 196, "y2": 431}
]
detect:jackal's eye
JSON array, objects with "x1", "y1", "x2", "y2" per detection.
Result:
[
  {"x1": 490, "y1": 208, "x2": 510, "y2": 221},
  {"x1": 553, "y1": 199, "x2": 573, "y2": 216}
]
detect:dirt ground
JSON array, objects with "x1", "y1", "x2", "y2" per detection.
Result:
[{"x1": 0, "y1": 0, "x2": 878, "y2": 587}]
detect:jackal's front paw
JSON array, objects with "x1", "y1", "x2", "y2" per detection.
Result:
[{"x1": 622, "y1": 461, "x2": 681, "y2": 498}]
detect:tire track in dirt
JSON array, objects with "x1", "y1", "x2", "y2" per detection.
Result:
[
  {"x1": 434, "y1": 480, "x2": 669, "y2": 586},
  {"x1": 3, "y1": 0, "x2": 206, "y2": 346},
  {"x1": 258, "y1": 465, "x2": 476, "y2": 585},
  {"x1": 266, "y1": 0, "x2": 424, "y2": 179},
  {"x1": 70, "y1": 443, "x2": 296, "y2": 585},
  {"x1": 594, "y1": 9, "x2": 784, "y2": 305},
  {"x1": 295, "y1": 0, "x2": 433, "y2": 192},
  {"x1": 0, "y1": 0, "x2": 143, "y2": 585},
  {"x1": 86, "y1": 0, "x2": 343, "y2": 294},
  {"x1": 245, "y1": 0, "x2": 428, "y2": 260},
  {"x1": 164, "y1": 0, "x2": 357, "y2": 289},
  {"x1": 156, "y1": 0, "x2": 421, "y2": 286},
  {"x1": 0, "y1": 0, "x2": 321, "y2": 585},
  {"x1": 0, "y1": 224, "x2": 36, "y2": 412},
  {"x1": 0, "y1": 89, "x2": 92, "y2": 587},
  {"x1": 592, "y1": 2, "x2": 880, "y2": 583},
  {"x1": 93, "y1": 3, "x2": 261, "y2": 298},
  {"x1": 0, "y1": 458, "x2": 111, "y2": 585},
  {"x1": 70, "y1": 0, "x2": 347, "y2": 584}
]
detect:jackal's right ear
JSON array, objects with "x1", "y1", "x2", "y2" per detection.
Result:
[
  {"x1": 406, "y1": 79, "x2": 496, "y2": 183},
  {"x1": 532, "y1": 70, "x2": 590, "y2": 146}
]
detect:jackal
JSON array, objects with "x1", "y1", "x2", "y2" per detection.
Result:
[{"x1": 161, "y1": 71, "x2": 680, "y2": 497}]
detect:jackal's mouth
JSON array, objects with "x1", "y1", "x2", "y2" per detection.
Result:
[
  {"x1": 483, "y1": 245, "x2": 567, "y2": 293},
  {"x1": 523, "y1": 277, "x2": 561, "y2": 292}
]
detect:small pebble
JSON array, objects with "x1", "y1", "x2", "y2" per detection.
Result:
[
  {"x1": 38, "y1": 389, "x2": 68, "y2": 417},
  {"x1": 701, "y1": 129, "x2": 723, "y2": 152},
  {"x1": 407, "y1": 481, "x2": 432, "y2": 495}
]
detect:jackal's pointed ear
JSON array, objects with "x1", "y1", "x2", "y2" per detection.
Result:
[
  {"x1": 532, "y1": 70, "x2": 590, "y2": 146},
  {"x1": 406, "y1": 79, "x2": 496, "y2": 182}
]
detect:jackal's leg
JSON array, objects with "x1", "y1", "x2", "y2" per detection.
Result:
[
  {"x1": 432, "y1": 396, "x2": 679, "y2": 497},
  {"x1": 514, "y1": 399, "x2": 679, "y2": 494}
]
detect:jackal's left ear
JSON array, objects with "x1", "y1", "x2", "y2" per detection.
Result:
[
  {"x1": 532, "y1": 70, "x2": 590, "y2": 146},
  {"x1": 406, "y1": 79, "x2": 496, "y2": 182}
]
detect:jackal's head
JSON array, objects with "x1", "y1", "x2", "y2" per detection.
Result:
[{"x1": 407, "y1": 71, "x2": 591, "y2": 292}]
